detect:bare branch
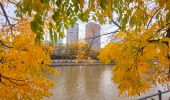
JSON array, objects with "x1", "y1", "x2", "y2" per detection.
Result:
[
  {"x1": 6, "y1": 0, "x2": 17, "y2": 5},
  {"x1": 0, "y1": 2, "x2": 15, "y2": 37},
  {"x1": 88, "y1": 29, "x2": 119, "y2": 40},
  {"x1": 86, "y1": 29, "x2": 119, "y2": 56},
  {"x1": 0, "y1": 13, "x2": 19, "y2": 20},
  {"x1": 0, "y1": 2, "x2": 11, "y2": 25},
  {"x1": 112, "y1": 19, "x2": 121, "y2": 29},
  {"x1": 147, "y1": 8, "x2": 160, "y2": 29}
]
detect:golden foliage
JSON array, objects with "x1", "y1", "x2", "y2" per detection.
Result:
[
  {"x1": 99, "y1": 23, "x2": 170, "y2": 96},
  {"x1": 0, "y1": 20, "x2": 57, "y2": 99}
]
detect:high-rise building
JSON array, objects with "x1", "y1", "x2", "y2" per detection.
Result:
[
  {"x1": 86, "y1": 22, "x2": 101, "y2": 50},
  {"x1": 67, "y1": 23, "x2": 79, "y2": 44}
]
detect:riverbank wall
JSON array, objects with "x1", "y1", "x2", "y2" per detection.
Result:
[{"x1": 51, "y1": 59, "x2": 114, "y2": 66}]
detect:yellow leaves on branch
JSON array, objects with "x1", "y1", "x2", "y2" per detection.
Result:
[
  {"x1": 158, "y1": 0, "x2": 170, "y2": 8},
  {"x1": 0, "y1": 20, "x2": 57, "y2": 99},
  {"x1": 98, "y1": 43, "x2": 117, "y2": 64},
  {"x1": 99, "y1": 23, "x2": 170, "y2": 96}
]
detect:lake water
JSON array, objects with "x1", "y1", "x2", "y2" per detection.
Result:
[{"x1": 46, "y1": 66, "x2": 170, "y2": 100}]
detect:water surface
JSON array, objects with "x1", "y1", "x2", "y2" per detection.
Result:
[{"x1": 46, "y1": 66, "x2": 170, "y2": 100}]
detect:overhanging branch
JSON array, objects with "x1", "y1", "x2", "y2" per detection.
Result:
[
  {"x1": 0, "y1": 40, "x2": 13, "y2": 48},
  {"x1": 147, "y1": 8, "x2": 160, "y2": 29},
  {"x1": 0, "y1": 74, "x2": 29, "y2": 86},
  {"x1": 86, "y1": 29, "x2": 119, "y2": 56},
  {"x1": 6, "y1": 0, "x2": 17, "y2": 5},
  {"x1": 0, "y1": 2, "x2": 15, "y2": 37},
  {"x1": 112, "y1": 19, "x2": 121, "y2": 29}
]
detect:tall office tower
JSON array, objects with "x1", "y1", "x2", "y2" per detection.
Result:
[
  {"x1": 86, "y1": 22, "x2": 101, "y2": 50},
  {"x1": 67, "y1": 23, "x2": 79, "y2": 44}
]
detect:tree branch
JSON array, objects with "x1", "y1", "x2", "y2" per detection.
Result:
[
  {"x1": 0, "y1": 2, "x2": 15, "y2": 37},
  {"x1": 0, "y1": 2, "x2": 10, "y2": 24},
  {"x1": 86, "y1": 29, "x2": 119, "y2": 56},
  {"x1": 112, "y1": 19, "x2": 121, "y2": 29},
  {"x1": 0, "y1": 40, "x2": 13, "y2": 48},
  {"x1": 0, "y1": 74, "x2": 29, "y2": 86},
  {"x1": 6, "y1": 0, "x2": 17, "y2": 5},
  {"x1": 1, "y1": 75, "x2": 28, "y2": 82},
  {"x1": 0, "y1": 13, "x2": 19, "y2": 20},
  {"x1": 88, "y1": 29, "x2": 119, "y2": 50},
  {"x1": 147, "y1": 8, "x2": 160, "y2": 29},
  {"x1": 126, "y1": 45, "x2": 145, "y2": 71},
  {"x1": 88, "y1": 29, "x2": 119, "y2": 40},
  {"x1": 147, "y1": 23, "x2": 170, "y2": 46}
]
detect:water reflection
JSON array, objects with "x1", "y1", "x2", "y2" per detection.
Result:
[{"x1": 46, "y1": 66, "x2": 170, "y2": 100}]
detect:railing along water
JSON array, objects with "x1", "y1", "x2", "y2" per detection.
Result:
[{"x1": 138, "y1": 90, "x2": 170, "y2": 100}]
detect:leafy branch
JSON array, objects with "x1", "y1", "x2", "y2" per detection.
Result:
[
  {"x1": 0, "y1": 73, "x2": 29, "y2": 86},
  {"x1": 0, "y1": 39, "x2": 13, "y2": 48},
  {"x1": 126, "y1": 44, "x2": 145, "y2": 71},
  {"x1": 147, "y1": 23, "x2": 170, "y2": 46}
]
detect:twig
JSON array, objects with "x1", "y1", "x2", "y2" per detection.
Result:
[
  {"x1": 0, "y1": 12, "x2": 18, "y2": 19},
  {"x1": 0, "y1": 81, "x2": 10, "y2": 86},
  {"x1": 0, "y1": 2, "x2": 15, "y2": 37},
  {"x1": 112, "y1": 19, "x2": 121, "y2": 29},
  {"x1": 147, "y1": 8, "x2": 160, "y2": 29},
  {"x1": 126, "y1": 44, "x2": 145, "y2": 71},
  {"x1": 86, "y1": 29, "x2": 119, "y2": 56},
  {"x1": 0, "y1": 40, "x2": 13, "y2": 48},
  {"x1": 6, "y1": 0, "x2": 17, "y2": 5},
  {"x1": 1, "y1": 75, "x2": 28, "y2": 82},
  {"x1": 87, "y1": 29, "x2": 119, "y2": 48},
  {"x1": 1, "y1": 75, "x2": 29, "y2": 86},
  {"x1": 147, "y1": 23, "x2": 170, "y2": 46},
  {"x1": 5, "y1": 78, "x2": 26, "y2": 86},
  {"x1": 87, "y1": 29, "x2": 119, "y2": 40},
  {"x1": 0, "y1": 2, "x2": 10, "y2": 25}
]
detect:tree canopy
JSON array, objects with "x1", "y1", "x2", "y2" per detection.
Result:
[
  {"x1": 98, "y1": 0, "x2": 170, "y2": 96},
  {"x1": 0, "y1": 19, "x2": 58, "y2": 99},
  {"x1": 1, "y1": 0, "x2": 170, "y2": 40},
  {"x1": 0, "y1": 0, "x2": 170, "y2": 98}
]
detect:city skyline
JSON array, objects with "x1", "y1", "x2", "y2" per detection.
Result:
[{"x1": 58, "y1": 21, "x2": 117, "y2": 48}]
